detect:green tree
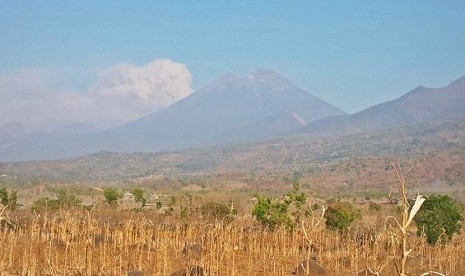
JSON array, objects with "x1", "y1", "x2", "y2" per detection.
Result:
[
  {"x1": 103, "y1": 187, "x2": 121, "y2": 206},
  {"x1": 132, "y1": 188, "x2": 146, "y2": 206},
  {"x1": 413, "y1": 194, "x2": 463, "y2": 245},
  {"x1": 324, "y1": 201, "x2": 360, "y2": 232}
]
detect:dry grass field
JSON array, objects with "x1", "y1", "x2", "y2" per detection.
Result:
[{"x1": 1, "y1": 201, "x2": 464, "y2": 276}]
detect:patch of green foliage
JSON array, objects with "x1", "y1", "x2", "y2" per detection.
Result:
[
  {"x1": 103, "y1": 187, "x2": 121, "y2": 206},
  {"x1": 324, "y1": 201, "x2": 360, "y2": 232},
  {"x1": 55, "y1": 188, "x2": 82, "y2": 207},
  {"x1": 132, "y1": 188, "x2": 146, "y2": 206},
  {"x1": 31, "y1": 188, "x2": 81, "y2": 212},
  {"x1": 0, "y1": 187, "x2": 17, "y2": 210},
  {"x1": 413, "y1": 194, "x2": 463, "y2": 245},
  {"x1": 32, "y1": 197, "x2": 61, "y2": 212},
  {"x1": 252, "y1": 182, "x2": 306, "y2": 230}
]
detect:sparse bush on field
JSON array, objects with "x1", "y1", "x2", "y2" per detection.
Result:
[
  {"x1": 103, "y1": 187, "x2": 121, "y2": 206},
  {"x1": 0, "y1": 187, "x2": 17, "y2": 210},
  {"x1": 252, "y1": 195, "x2": 291, "y2": 229},
  {"x1": 55, "y1": 188, "x2": 81, "y2": 207},
  {"x1": 0, "y1": 187, "x2": 9, "y2": 206},
  {"x1": 31, "y1": 197, "x2": 61, "y2": 212},
  {"x1": 368, "y1": 202, "x2": 382, "y2": 213},
  {"x1": 31, "y1": 189, "x2": 81, "y2": 212},
  {"x1": 252, "y1": 181, "x2": 306, "y2": 229},
  {"x1": 413, "y1": 194, "x2": 463, "y2": 245},
  {"x1": 324, "y1": 201, "x2": 360, "y2": 231},
  {"x1": 201, "y1": 201, "x2": 232, "y2": 219},
  {"x1": 132, "y1": 188, "x2": 146, "y2": 206}
]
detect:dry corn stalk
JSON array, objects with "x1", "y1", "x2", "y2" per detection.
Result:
[
  {"x1": 300, "y1": 204, "x2": 325, "y2": 275},
  {"x1": 0, "y1": 203, "x2": 12, "y2": 226},
  {"x1": 385, "y1": 162, "x2": 426, "y2": 276}
]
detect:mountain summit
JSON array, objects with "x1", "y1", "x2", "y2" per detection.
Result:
[{"x1": 101, "y1": 68, "x2": 346, "y2": 151}]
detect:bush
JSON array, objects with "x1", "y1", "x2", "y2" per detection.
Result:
[
  {"x1": 201, "y1": 201, "x2": 231, "y2": 219},
  {"x1": 413, "y1": 194, "x2": 463, "y2": 245},
  {"x1": 103, "y1": 187, "x2": 121, "y2": 206},
  {"x1": 55, "y1": 188, "x2": 81, "y2": 207},
  {"x1": 132, "y1": 188, "x2": 146, "y2": 206},
  {"x1": 252, "y1": 182, "x2": 306, "y2": 229},
  {"x1": 31, "y1": 189, "x2": 81, "y2": 212},
  {"x1": 252, "y1": 195, "x2": 291, "y2": 229},
  {"x1": 0, "y1": 188, "x2": 17, "y2": 210},
  {"x1": 0, "y1": 187, "x2": 8, "y2": 206},
  {"x1": 31, "y1": 197, "x2": 61, "y2": 212},
  {"x1": 324, "y1": 201, "x2": 360, "y2": 232},
  {"x1": 368, "y1": 202, "x2": 382, "y2": 213}
]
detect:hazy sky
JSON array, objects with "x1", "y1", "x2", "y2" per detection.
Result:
[{"x1": 1, "y1": 1, "x2": 465, "y2": 129}]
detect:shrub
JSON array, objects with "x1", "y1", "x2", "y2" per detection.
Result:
[
  {"x1": 324, "y1": 201, "x2": 360, "y2": 232},
  {"x1": 0, "y1": 188, "x2": 17, "y2": 210},
  {"x1": 31, "y1": 189, "x2": 81, "y2": 212},
  {"x1": 132, "y1": 188, "x2": 146, "y2": 206},
  {"x1": 103, "y1": 187, "x2": 121, "y2": 206},
  {"x1": 368, "y1": 202, "x2": 382, "y2": 213},
  {"x1": 55, "y1": 188, "x2": 81, "y2": 207},
  {"x1": 413, "y1": 194, "x2": 463, "y2": 245},
  {"x1": 252, "y1": 195, "x2": 291, "y2": 229},
  {"x1": 201, "y1": 201, "x2": 231, "y2": 219},
  {"x1": 252, "y1": 182, "x2": 306, "y2": 229},
  {"x1": 0, "y1": 187, "x2": 8, "y2": 206},
  {"x1": 31, "y1": 197, "x2": 61, "y2": 212}
]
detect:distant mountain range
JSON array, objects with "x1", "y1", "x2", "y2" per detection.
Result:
[
  {"x1": 0, "y1": 69, "x2": 345, "y2": 161},
  {"x1": 298, "y1": 76, "x2": 465, "y2": 135},
  {"x1": 1, "y1": 70, "x2": 464, "y2": 162}
]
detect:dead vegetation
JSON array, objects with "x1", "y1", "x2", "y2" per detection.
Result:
[
  {"x1": 0, "y1": 200, "x2": 463, "y2": 275},
  {"x1": 0, "y1": 164, "x2": 464, "y2": 275}
]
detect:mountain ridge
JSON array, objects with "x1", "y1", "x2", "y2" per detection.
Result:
[
  {"x1": 298, "y1": 76, "x2": 465, "y2": 135},
  {"x1": 2, "y1": 72, "x2": 464, "y2": 162}
]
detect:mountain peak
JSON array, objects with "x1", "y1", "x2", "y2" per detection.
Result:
[{"x1": 248, "y1": 68, "x2": 281, "y2": 79}]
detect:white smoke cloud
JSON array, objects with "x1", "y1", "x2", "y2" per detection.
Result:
[
  {"x1": 0, "y1": 59, "x2": 193, "y2": 131},
  {"x1": 93, "y1": 59, "x2": 192, "y2": 109}
]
